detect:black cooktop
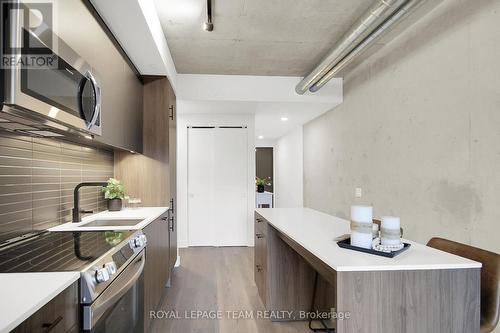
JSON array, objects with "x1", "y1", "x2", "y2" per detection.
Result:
[{"x1": 0, "y1": 231, "x2": 134, "y2": 273}]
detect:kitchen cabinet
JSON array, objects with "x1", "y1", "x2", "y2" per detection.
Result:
[
  {"x1": 142, "y1": 212, "x2": 170, "y2": 332},
  {"x1": 114, "y1": 76, "x2": 178, "y2": 331},
  {"x1": 168, "y1": 81, "x2": 177, "y2": 271},
  {"x1": 254, "y1": 212, "x2": 322, "y2": 317},
  {"x1": 254, "y1": 213, "x2": 267, "y2": 304},
  {"x1": 53, "y1": 0, "x2": 143, "y2": 152},
  {"x1": 115, "y1": 77, "x2": 174, "y2": 207},
  {"x1": 11, "y1": 281, "x2": 79, "y2": 333}
]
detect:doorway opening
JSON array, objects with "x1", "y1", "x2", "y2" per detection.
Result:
[{"x1": 255, "y1": 147, "x2": 273, "y2": 208}]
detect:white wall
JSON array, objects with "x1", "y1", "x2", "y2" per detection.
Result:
[
  {"x1": 177, "y1": 109, "x2": 256, "y2": 248},
  {"x1": 303, "y1": 0, "x2": 500, "y2": 257},
  {"x1": 274, "y1": 127, "x2": 303, "y2": 208}
]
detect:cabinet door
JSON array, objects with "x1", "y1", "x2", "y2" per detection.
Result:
[
  {"x1": 167, "y1": 80, "x2": 177, "y2": 272},
  {"x1": 143, "y1": 215, "x2": 170, "y2": 331},
  {"x1": 12, "y1": 281, "x2": 79, "y2": 333},
  {"x1": 55, "y1": 0, "x2": 143, "y2": 152}
]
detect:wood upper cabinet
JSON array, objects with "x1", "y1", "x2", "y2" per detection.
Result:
[
  {"x1": 53, "y1": 0, "x2": 143, "y2": 152},
  {"x1": 12, "y1": 281, "x2": 79, "y2": 333},
  {"x1": 115, "y1": 77, "x2": 172, "y2": 206},
  {"x1": 143, "y1": 212, "x2": 170, "y2": 332}
]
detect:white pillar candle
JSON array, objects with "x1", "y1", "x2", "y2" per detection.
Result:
[
  {"x1": 350, "y1": 206, "x2": 373, "y2": 249},
  {"x1": 381, "y1": 216, "x2": 401, "y2": 246},
  {"x1": 372, "y1": 223, "x2": 379, "y2": 239}
]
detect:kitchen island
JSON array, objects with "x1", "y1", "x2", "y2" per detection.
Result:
[{"x1": 254, "y1": 208, "x2": 481, "y2": 333}]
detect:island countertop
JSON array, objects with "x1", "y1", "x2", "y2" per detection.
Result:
[{"x1": 255, "y1": 208, "x2": 481, "y2": 272}]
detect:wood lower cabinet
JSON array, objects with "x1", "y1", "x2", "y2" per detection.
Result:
[
  {"x1": 167, "y1": 82, "x2": 177, "y2": 272},
  {"x1": 12, "y1": 281, "x2": 79, "y2": 333},
  {"x1": 254, "y1": 213, "x2": 268, "y2": 304},
  {"x1": 143, "y1": 212, "x2": 170, "y2": 332},
  {"x1": 254, "y1": 212, "x2": 331, "y2": 321}
]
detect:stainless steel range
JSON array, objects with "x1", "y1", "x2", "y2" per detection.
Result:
[{"x1": 0, "y1": 230, "x2": 147, "y2": 332}]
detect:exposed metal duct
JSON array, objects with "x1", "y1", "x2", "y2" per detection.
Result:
[{"x1": 295, "y1": 0, "x2": 424, "y2": 94}]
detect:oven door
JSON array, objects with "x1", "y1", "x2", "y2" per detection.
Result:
[
  {"x1": 3, "y1": 2, "x2": 102, "y2": 136},
  {"x1": 83, "y1": 250, "x2": 145, "y2": 332}
]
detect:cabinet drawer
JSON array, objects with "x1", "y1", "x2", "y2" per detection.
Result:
[{"x1": 12, "y1": 281, "x2": 79, "y2": 333}]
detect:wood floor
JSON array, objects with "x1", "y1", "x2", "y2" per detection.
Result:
[{"x1": 150, "y1": 247, "x2": 310, "y2": 333}]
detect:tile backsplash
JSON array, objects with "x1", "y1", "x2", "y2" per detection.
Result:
[{"x1": 0, "y1": 130, "x2": 114, "y2": 243}]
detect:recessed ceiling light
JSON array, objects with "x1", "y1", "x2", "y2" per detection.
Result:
[
  {"x1": 280, "y1": 117, "x2": 288, "y2": 121},
  {"x1": 258, "y1": 135, "x2": 264, "y2": 140}
]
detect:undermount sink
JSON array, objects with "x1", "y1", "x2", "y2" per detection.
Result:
[{"x1": 81, "y1": 219, "x2": 144, "y2": 227}]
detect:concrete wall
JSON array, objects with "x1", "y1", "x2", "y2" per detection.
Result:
[
  {"x1": 275, "y1": 127, "x2": 303, "y2": 208},
  {"x1": 303, "y1": 0, "x2": 500, "y2": 255}
]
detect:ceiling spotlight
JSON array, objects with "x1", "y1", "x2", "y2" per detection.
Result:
[
  {"x1": 280, "y1": 117, "x2": 288, "y2": 121},
  {"x1": 203, "y1": 0, "x2": 213, "y2": 32},
  {"x1": 258, "y1": 135, "x2": 264, "y2": 140}
]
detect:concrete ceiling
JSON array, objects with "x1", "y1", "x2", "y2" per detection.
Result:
[{"x1": 154, "y1": 0, "x2": 374, "y2": 76}]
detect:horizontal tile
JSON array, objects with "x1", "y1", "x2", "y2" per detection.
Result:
[
  {"x1": 0, "y1": 193, "x2": 32, "y2": 205},
  {"x1": 0, "y1": 156, "x2": 33, "y2": 168},
  {"x1": 0, "y1": 175, "x2": 32, "y2": 186},
  {"x1": 0, "y1": 146, "x2": 32, "y2": 159}
]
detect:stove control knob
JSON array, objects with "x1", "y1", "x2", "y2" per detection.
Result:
[
  {"x1": 104, "y1": 262, "x2": 117, "y2": 275},
  {"x1": 95, "y1": 268, "x2": 110, "y2": 283},
  {"x1": 131, "y1": 235, "x2": 147, "y2": 248}
]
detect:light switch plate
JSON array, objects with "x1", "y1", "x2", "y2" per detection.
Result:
[{"x1": 355, "y1": 187, "x2": 362, "y2": 198}]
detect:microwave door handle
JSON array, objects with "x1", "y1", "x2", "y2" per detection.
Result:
[
  {"x1": 84, "y1": 71, "x2": 101, "y2": 129},
  {"x1": 88, "y1": 84, "x2": 101, "y2": 128},
  {"x1": 84, "y1": 251, "x2": 145, "y2": 330}
]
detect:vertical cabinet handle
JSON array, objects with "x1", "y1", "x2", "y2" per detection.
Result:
[
  {"x1": 169, "y1": 105, "x2": 174, "y2": 120},
  {"x1": 169, "y1": 198, "x2": 174, "y2": 214},
  {"x1": 168, "y1": 198, "x2": 175, "y2": 232}
]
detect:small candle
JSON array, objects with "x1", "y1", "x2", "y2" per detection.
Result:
[
  {"x1": 381, "y1": 216, "x2": 401, "y2": 246},
  {"x1": 350, "y1": 206, "x2": 373, "y2": 249}
]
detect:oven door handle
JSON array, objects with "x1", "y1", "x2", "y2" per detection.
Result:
[{"x1": 83, "y1": 250, "x2": 145, "y2": 330}]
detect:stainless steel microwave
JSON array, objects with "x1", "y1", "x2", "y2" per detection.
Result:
[{"x1": 1, "y1": 1, "x2": 102, "y2": 137}]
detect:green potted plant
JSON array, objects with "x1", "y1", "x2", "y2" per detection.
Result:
[
  {"x1": 256, "y1": 177, "x2": 271, "y2": 193},
  {"x1": 102, "y1": 178, "x2": 126, "y2": 211}
]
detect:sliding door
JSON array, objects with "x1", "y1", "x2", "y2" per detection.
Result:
[{"x1": 187, "y1": 127, "x2": 248, "y2": 246}]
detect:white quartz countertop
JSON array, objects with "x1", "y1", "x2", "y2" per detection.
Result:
[
  {"x1": 0, "y1": 272, "x2": 80, "y2": 333},
  {"x1": 255, "y1": 208, "x2": 482, "y2": 272},
  {"x1": 49, "y1": 207, "x2": 168, "y2": 231}
]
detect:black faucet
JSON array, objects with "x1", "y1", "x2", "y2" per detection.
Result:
[{"x1": 72, "y1": 182, "x2": 107, "y2": 223}]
